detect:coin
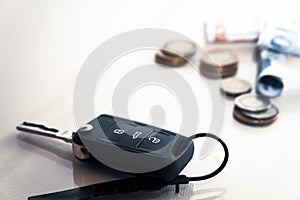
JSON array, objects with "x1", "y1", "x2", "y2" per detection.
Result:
[
  {"x1": 239, "y1": 104, "x2": 279, "y2": 120},
  {"x1": 234, "y1": 94, "x2": 271, "y2": 112},
  {"x1": 233, "y1": 106, "x2": 278, "y2": 126},
  {"x1": 200, "y1": 65, "x2": 238, "y2": 78},
  {"x1": 200, "y1": 67, "x2": 223, "y2": 78},
  {"x1": 221, "y1": 78, "x2": 252, "y2": 96},
  {"x1": 162, "y1": 40, "x2": 197, "y2": 58},
  {"x1": 200, "y1": 50, "x2": 239, "y2": 78},
  {"x1": 201, "y1": 62, "x2": 237, "y2": 73},
  {"x1": 201, "y1": 64, "x2": 238, "y2": 76},
  {"x1": 201, "y1": 50, "x2": 239, "y2": 68},
  {"x1": 155, "y1": 49, "x2": 187, "y2": 67}
]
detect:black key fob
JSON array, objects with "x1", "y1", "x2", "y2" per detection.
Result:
[{"x1": 76, "y1": 114, "x2": 194, "y2": 182}]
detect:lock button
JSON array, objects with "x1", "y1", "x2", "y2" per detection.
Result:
[{"x1": 97, "y1": 122, "x2": 135, "y2": 143}]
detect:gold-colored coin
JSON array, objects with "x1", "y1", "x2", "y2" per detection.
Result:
[
  {"x1": 155, "y1": 50, "x2": 187, "y2": 67},
  {"x1": 200, "y1": 64, "x2": 238, "y2": 78},
  {"x1": 200, "y1": 68, "x2": 223, "y2": 78},
  {"x1": 200, "y1": 50, "x2": 239, "y2": 78},
  {"x1": 201, "y1": 50, "x2": 239, "y2": 68},
  {"x1": 201, "y1": 62, "x2": 237, "y2": 72}
]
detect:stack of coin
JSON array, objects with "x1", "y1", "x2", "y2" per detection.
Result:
[
  {"x1": 155, "y1": 40, "x2": 197, "y2": 67},
  {"x1": 220, "y1": 78, "x2": 252, "y2": 97},
  {"x1": 233, "y1": 94, "x2": 279, "y2": 126},
  {"x1": 200, "y1": 50, "x2": 239, "y2": 78}
]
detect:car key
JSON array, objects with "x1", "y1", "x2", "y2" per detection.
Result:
[
  {"x1": 17, "y1": 114, "x2": 229, "y2": 195},
  {"x1": 17, "y1": 114, "x2": 195, "y2": 182}
]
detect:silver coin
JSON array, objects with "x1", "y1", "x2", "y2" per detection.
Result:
[
  {"x1": 221, "y1": 78, "x2": 252, "y2": 96},
  {"x1": 162, "y1": 40, "x2": 196, "y2": 57},
  {"x1": 239, "y1": 104, "x2": 279, "y2": 120},
  {"x1": 234, "y1": 94, "x2": 271, "y2": 112},
  {"x1": 233, "y1": 106, "x2": 278, "y2": 126}
]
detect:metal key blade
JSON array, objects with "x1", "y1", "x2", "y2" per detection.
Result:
[{"x1": 16, "y1": 122, "x2": 73, "y2": 143}]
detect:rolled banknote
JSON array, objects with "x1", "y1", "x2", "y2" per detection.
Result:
[
  {"x1": 256, "y1": 47, "x2": 287, "y2": 98},
  {"x1": 258, "y1": 20, "x2": 300, "y2": 57}
]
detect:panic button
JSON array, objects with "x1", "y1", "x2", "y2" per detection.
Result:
[{"x1": 138, "y1": 131, "x2": 172, "y2": 152}]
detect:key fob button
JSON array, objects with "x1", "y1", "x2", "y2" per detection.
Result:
[
  {"x1": 138, "y1": 131, "x2": 172, "y2": 152},
  {"x1": 118, "y1": 126, "x2": 153, "y2": 149},
  {"x1": 98, "y1": 122, "x2": 135, "y2": 143}
]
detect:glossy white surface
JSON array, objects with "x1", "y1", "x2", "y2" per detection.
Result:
[{"x1": 1, "y1": 1, "x2": 300, "y2": 199}]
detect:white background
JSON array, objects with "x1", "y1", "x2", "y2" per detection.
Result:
[{"x1": 1, "y1": 0, "x2": 300, "y2": 199}]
